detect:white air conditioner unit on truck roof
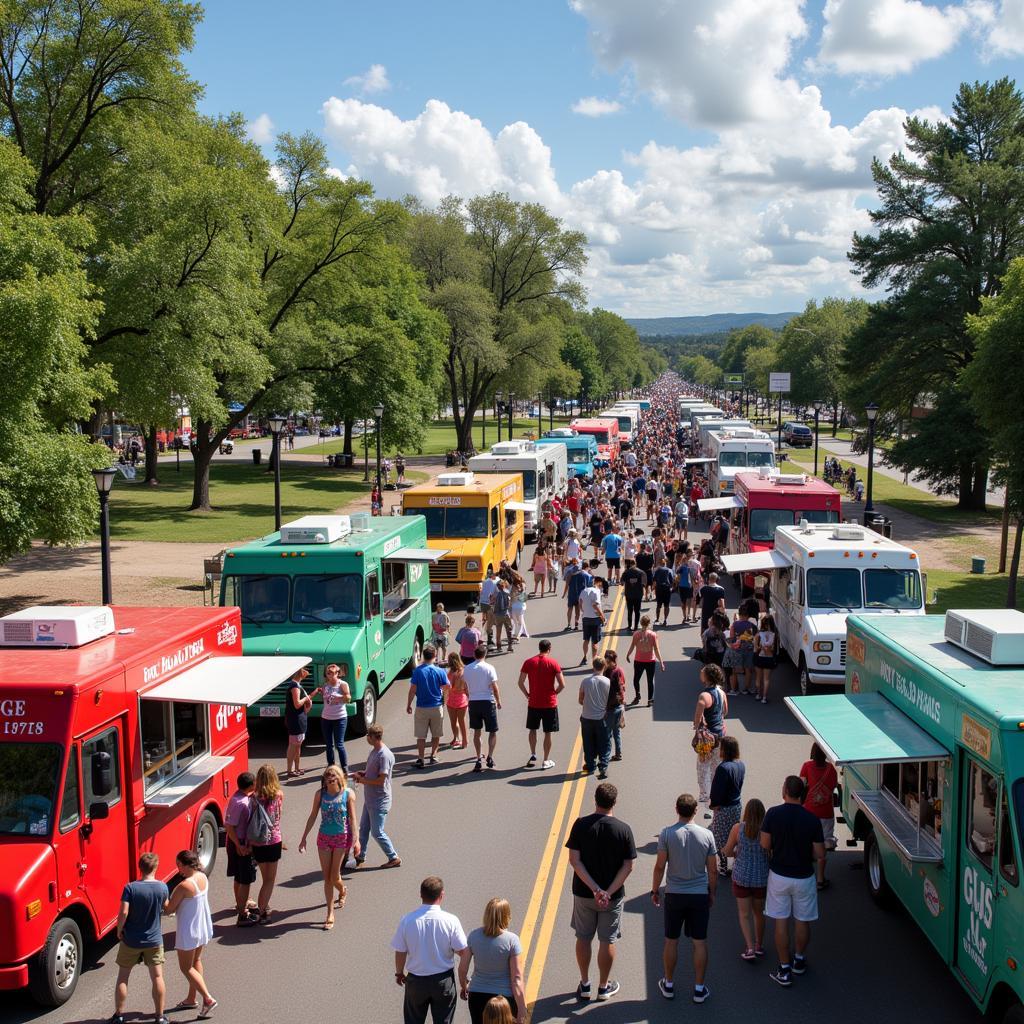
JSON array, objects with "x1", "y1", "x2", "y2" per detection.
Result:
[
  {"x1": 773, "y1": 473, "x2": 808, "y2": 486},
  {"x1": 944, "y1": 609, "x2": 1024, "y2": 666},
  {"x1": 491, "y1": 441, "x2": 531, "y2": 455},
  {"x1": 438, "y1": 472, "x2": 475, "y2": 486},
  {"x1": 0, "y1": 606, "x2": 115, "y2": 647},
  {"x1": 279, "y1": 516, "x2": 351, "y2": 544}
]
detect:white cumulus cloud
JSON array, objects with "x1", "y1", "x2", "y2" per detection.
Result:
[
  {"x1": 245, "y1": 113, "x2": 275, "y2": 145},
  {"x1": 571, "y1": 96, "x2": 623, "y2": 116},
  {"x1": 987, "y1": 0, "x2": 1024, "y2": 53},
  {"x1": 344, "y1": 63, "x2": 391, "y2": 95}
]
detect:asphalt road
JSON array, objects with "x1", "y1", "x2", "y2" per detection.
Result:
[{"x1": 9, "y1": 521, "x2": 981, "y2": 1024}]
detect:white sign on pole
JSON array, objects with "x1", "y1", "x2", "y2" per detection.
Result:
[{"x1": 769, "y1": 372, "x2": 791, "y2": 393}]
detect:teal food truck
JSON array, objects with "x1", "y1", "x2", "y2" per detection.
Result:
[
  {"x1": 536, "y1": 429, "x2": 598, "y2": 480},
  {"x1": 220, "y1": 515, "x2": 443, "y2": 734},
  {"x1": 787, "y1": 610, "x2": 1024, "y2": 1022}
]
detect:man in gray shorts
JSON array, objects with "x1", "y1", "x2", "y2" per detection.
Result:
[{"x1": 565, "y1": 782, "x2": 637, "y2": 1003}]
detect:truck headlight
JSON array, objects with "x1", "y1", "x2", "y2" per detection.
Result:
[
  {"x1": 719, "y1": 482, "x2": 727, "y2": 490},
  {"x1": 465, "y1": 559, "x2": 480, "y2": 571},
  {"x1": 813, "y1": 641, "x2": 834, "y2": 652}
]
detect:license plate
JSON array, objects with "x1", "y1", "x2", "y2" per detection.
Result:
[
  {"x1": 259, "y1": 706, "x2": 281, "y2": 718},
  {"x1": 430, "y1": 582, "x2": 442, "y2": 591}
]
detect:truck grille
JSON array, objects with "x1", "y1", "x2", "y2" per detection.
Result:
[
  {"x1": 429, "y1": 558, "x2": 459, "y2": 581},
  {"x1": 840, "y1": 641, "x2": 847, "y2": 667}
]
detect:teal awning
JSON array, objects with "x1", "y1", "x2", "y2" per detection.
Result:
[{"x1": 785, "y1": 693, "x2": 949, "y2": 765}]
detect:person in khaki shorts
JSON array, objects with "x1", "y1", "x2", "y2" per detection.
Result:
[
  {"x1": 407, "y1": 644, "x2": 450, "y2": 768},
  {"x1": 111, "y1": 851, "x2": 170, "y2": 1024}
]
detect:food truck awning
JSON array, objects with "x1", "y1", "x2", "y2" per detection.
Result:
[
  {"x1": 785, "y1": 693, "x2": 949, "y2": 766},
  {"x1": 721, "y1": 550, "x2": 791, "y2": 574},
  {"x1": 383, "y1": 547, "x2": 449, "y2": 563},
  {"x1": 504, "y1": 501, "x2": 535, "y2": 512},
  {"x1": 697, "y1": 496, "x2": 745, "y2": 512},
  {"x1": 142, "y1": 656, "x2": 311, "y2": 705},
  {"x1": 685, "y1": 457, "x2": 717, "y2": 466}
]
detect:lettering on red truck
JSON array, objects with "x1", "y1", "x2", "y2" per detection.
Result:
[
  {"x1": 142, "y1": 637, "x2": 206, "y2": 683},
  {"x1": 0, "y1": 698, "x2": 43, "y2": 736}
]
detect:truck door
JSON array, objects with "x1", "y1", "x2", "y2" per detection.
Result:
[
  {"x1": 956, "y1": 756, "x2": 998, "y2": 996},
  {"x1": 364, "y1": 569, "x2": 385, "y2": 692},
  {"x1": 78, "y1": 723, "x2": 130, "y2": 932}
]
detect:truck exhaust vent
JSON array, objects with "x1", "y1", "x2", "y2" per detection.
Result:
[
  {"x1": 279, "y1": 516, "x2": 351, "y2": 544},
  {"x1": 438, "y1": 472, "x2": 474, "y2": 486},
  {"x1": 944, "y1": 609, "x2": 1024, "y2": 666},
  {"x1": 0, "y1": 606, "x2": 115, "y2": 647}
]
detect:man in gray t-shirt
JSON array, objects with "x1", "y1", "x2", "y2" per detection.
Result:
[
  {"x1": 650, "y1": 793, "x2": 717, "y2": 1003},
  {"x1": 578, "y1": 659, "x2": 612, "y2": 778},
  {"x1": 354, "y1": 724, "x2": 401, "y2": 868}
]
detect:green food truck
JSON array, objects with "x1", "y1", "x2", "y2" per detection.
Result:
[
  {"x1": 786, "y1": 609, "x2": 1024, "y2": 1023},
  {"x1": 220, "y1": 514, "x2": 444, "y2": 734}
]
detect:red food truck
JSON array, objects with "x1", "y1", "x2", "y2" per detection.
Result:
[
  {"x1": 0, "y1": 605, "x2": 307, "y2": 1006},
  {"x1": 569, "y1": 416, "x2": 620, "y2": 465},
  {"x1": 699, "y1": 469, "x2": 843, "y2": 592}
]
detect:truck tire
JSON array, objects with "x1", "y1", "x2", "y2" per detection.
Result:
[
  {"x1": 513, "y1": 543, "x2": 522, "y2": 570},
  {"x1": 350, "y1": 679, "x2": 378, "y2": 737},
  {"x1": 798, "y1": 655, "x2": 813, "y2": 696},
  {"x1": 1002, "y1": 1002, "x2": 1024, "y2": 1024},
  {"x1": 864, "y1": 829, "x2": 896, "y2": 908},
  {"x1": 29, "y1": 916, "x2": 83, "y2": 1006},
  {"x1": 194, "y1": 809, "x2": 219, "y2": 875}
]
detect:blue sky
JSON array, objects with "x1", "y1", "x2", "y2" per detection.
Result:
[{"x1": 184, "y1": 0, "x2": 1024, "y2": 317}]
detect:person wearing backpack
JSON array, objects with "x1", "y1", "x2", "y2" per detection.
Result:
[{"x1": 248, "y1": 764, "x2": 284, "y2": 923}]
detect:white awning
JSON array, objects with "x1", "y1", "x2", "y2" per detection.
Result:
[
  {"x1": 504, "y1": 501, "x2": 535, "y2": 512},
  {"x1": 383, "y1": 547, "x2": 449, "y2": 563},
  {"x1": 697, "y1": 496, "x2": 745, "y2": 512},
  {"x1": 720, "y1": 550, "x2": 791, "y2": 574},
  {"x1": 685, "y1": 457, "x2": 716, "y2": 466},
  {"x1": 142, "y1": 656, "x2": 310, "y2": 705}
]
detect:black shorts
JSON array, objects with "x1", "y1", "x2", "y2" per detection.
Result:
[
  {"x1": 606, "y1": 557, "x2": 620, "y2": 569},
  {"x1": 754, "y1": 655, "x2": 777, "y2": 669},
  {"x1": 469, "y1": 699, "x2": 499, "y2": 733},
  {"x1": 664, "y1": 892, "x2": 710, "y2": 940},
  {"x1": 677, "y1": 587, "x2": 693, "y2": 601},
  {"x1": 226, "y1": 839, "x2": 257, "y2": 884},
  {"x1": 582, "y1": 618, "x2": 603, "y2": 644},
  {"x1": 252, "y1": 841, "x2": 282, "y2": 864},
  {"x1": 655, "y1": 587, "x2": 672, "y2": 611},
  {"x1": 526, "y1": 706, "x2": 559, "y2": 733}
]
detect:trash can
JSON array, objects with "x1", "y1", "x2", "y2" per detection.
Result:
[
  {"x1": 972, "y1": 556, "x2": 986, "y2": 575},
  {"x1": 252, "y1": 448, "x2": 262, "y2": 466},
  {"x1": 864, "y1": 512, "x2": 892, "y2": 538},
  {"x1": 341, "y1": 452, "x2": 354, "y2": 468}
]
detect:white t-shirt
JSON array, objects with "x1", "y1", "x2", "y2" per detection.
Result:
[
  {"x1": 565, "y1": 538, "x2": 581, "y2": 561},
  {"x1": 463, "y1": 659, "x2": 499, "y2": 702},
  {"x1": 391, "y1": 904, "x2": 468, "y2": 976},
  {"x1": 479, "y1": 578, "x2": 498, "y2": 606},
  {"x1": 579, "y1": 585, "x2": 603, "y2": 620}
]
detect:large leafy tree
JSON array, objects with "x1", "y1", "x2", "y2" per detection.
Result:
[
  {"x1": 846, "y1": 79, "x2": 1024, "y2": 509},
  {"x1": 719, "y1": 324, "x2": 775, "y2": 376},
  {"x1": 581, "y1": 308, "x2": 646, "y2": 395}
]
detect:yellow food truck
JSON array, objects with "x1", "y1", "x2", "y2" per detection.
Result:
[
  {"x1": 400, "y1": 472, "x2": 527, "y2": 594},
  {"x1": 787, "y1": 609, "x2": 1024, "y2": 1023}
]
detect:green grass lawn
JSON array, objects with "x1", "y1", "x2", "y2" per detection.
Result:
[
  {"x1": 106, "y1": 462, "x2": 425, "y2": 544},
  {"x1": 926, "y1": 567, "x2": 1016, "y2": 615}
]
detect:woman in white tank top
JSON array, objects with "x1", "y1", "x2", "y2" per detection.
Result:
[{"x1": 166, "y1": 849, "x2": 217, "y2": 1017}]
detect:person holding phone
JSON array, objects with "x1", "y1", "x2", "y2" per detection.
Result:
[
  {"x1": 285, "y1": 667, "x2": 318, "y2": 778},
  {"x1": 320, "y1": 663, "x2": 351, "y2": 770}
]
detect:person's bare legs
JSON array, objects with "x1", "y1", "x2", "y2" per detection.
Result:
[
  {"x1": 774, "y1": 916, "x2": 790, "y2": 965},
  {"x1": 114, "y1": 966, "x2": 132, "y2": 1015},
  {"x1": 528, "y1": 729, "x2": 538, "y2": 758},
  {"x1": 473, "y1": 728, "x2": 483, "y2": 759},
  {"x1": 147, "y1": 963, "x2": 166, "y2": 1018},
  {"x1": 576, "y1": 937, "x2": 592, "y2": 985},
  {"x1": 692, "y1": 938, "x2": 708, "y2": 987},
  {"x1": 752, "y1": 898, "x2": 766, "y2": 949},
  {"x1": 543, "y1": 730, "x2": 553, "y2": 761},
  {"x1": 176, "y1": 948, "x2": 211, "y2": 1005},
  {"x1": 455, "y1": 707, "x2": 468, "y2": 747},
  {"x1": 429, "y1": 733, "x2": 441, "y2": 759},
  {"x1": 487, "y1": 732, "x2": 498, "y2": 758},
  {"x1": 318, "y1": 846, "x2": 334, "y2": 923},
  {"x1": 662, "y1": 937, "x2": 678, "y2": 983},
  {"x1": 257, "y1": 860, "x2": 278, "y2": 914},
  {"x1": 794, "y1": 919, "x2": 811, "y2": 957},
  {"x1": 416, "y1": 737, "x2": 426, "y2": 760},
  {"x1": 736, "y1": 896, "x2": 755, "y2": 951},
  {"x1": 596, "y1": 940, "x2": 616, "y2": 988}
]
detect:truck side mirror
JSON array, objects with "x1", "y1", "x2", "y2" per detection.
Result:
[
  {"x1": 88, "y1": 801, "x2": 110, "y2": 821},
  {"x1": 787, "y1": 583, "x2": 795, "y2": 601},
  {"x1": 91, "y1": 750, "x2": 113, "y2": 798}
]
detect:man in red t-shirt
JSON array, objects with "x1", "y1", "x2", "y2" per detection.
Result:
[{"x1": 517, "y1": 639, "x2": 566, "y2": 770}]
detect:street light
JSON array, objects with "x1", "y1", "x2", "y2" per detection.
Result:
[
  {"x1": 268, "y1": 414, "x2": 287, "y2": 530},
  {"x1": 92, "y1": 467, "x2": 117, "y2": 604},
  {"x1": 864, "y1": 403, "x2": 879, "y2": 523},
  {"x1": 373, "y1": 402, "x2": 384, "y2": 494},
  {"x1": 812, "y1": 399, "x2": 823, "y2": 477},
  {"x1": 495, "y1": 391, "x2": 504, "y2": 443},
  {"x1": 507, "y1": 393, "x2": 514, "y2": 439}
]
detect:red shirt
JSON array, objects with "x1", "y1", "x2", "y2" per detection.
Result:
[
  {"x1": 521, "y1": 654, "x2": 562, "y2": 708},
  {"x1": 800, "y1": 760, "x2": 838, "y2": 818},
  {"x1": 567, "y1": 495, "x2": 579, "y2": 513}
]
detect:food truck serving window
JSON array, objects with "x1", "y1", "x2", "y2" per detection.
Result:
[
  {"x1": 0, "y1": 743, "x2": 61, "y2": 836},
  {"x1": 382, "y1": 560, "x2": 408, "y2": 611},
  {"x1": 882, "y1": 760, "x2": 944, "y2": 840},
  {"x1": 292, "y1": 574, "x2": 362, "y2": 624},
  {"x1": 141, "y1": 701, "x2": 209, "y2": 793},
  {"x1": 521, "y1": 470, "x2": 537, "y2": 499},
  {"x1": 224, "y1": 574, "x2": 289, "y2": 623}
]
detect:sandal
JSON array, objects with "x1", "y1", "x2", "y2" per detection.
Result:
[
  {"x1": 323, "y1": 917, "x2": 335, "y2": 931},
  {"x1": 740, "y1": 949, "x2": 757, "y2": 961}
]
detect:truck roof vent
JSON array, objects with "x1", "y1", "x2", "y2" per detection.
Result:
[
  {"x1": 774, "y1": 473, "x2": 807, "y2": 486},
  {"x1": 944, "y1": 609, "x2": 1024, "y2": 665},
  {"x1": 491, "y1": 441, "x2": 528, "y2": 455},
  {"x1": 279, "y1": 516, "x2": 351, "y2": 544},
  {"x1": 0, "y1": 606, "x2": 115, "y2": 648},
  {"x1": 350, "y1": 512, "x2": 371, "y2": 532},
  {"x1": 438, "y1": 472, "x2": 475, "y2": 486},
  {"x1": 832, "y1": 524, "x2": 865, "y2": 541}
]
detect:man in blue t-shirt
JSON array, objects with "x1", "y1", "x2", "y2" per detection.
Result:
[
  {"x1": 601, "y1": 530, "x2": 624, "y2": 584},
  {"x1": 407, "y1": 645, "x2": 450, "y2": 767},
  {"x1": 113, "y1": 851, "x2": 169, "y2": 1024},
  {"x1": 566, "y1": 562, "x2": 594, "y2": 631}
]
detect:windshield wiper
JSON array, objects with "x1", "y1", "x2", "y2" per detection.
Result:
[
  {"x1": 295, "y1": 611, "x2": 334, "y2": 625},
  {"x1": 240, "y1": 614, "x2": 264, "y2": 629}
]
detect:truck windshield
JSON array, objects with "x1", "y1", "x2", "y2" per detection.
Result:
[
  {"x1": 798, "y1": 509, "x2": 839, "y2": 524},
  {"x1": 292, "y1": 574, "x2": 363, "y2": 623},
  {"x1": 718, "y1": 451, "x2": 747, "y2": 468},
  {"x1": 864, "y1": 569, "x2": 922, "y2": 610},
  {"x1": 616, "y1": 417, "x2": 631, "y2": 431},
  {"x1": 749, "y1": 508, "x2": 794, "y2": 542},
  {"x1": 223, "y1": 574, "x2": 289, "y2": 623},
  {"x1": 806, "y1": 568, "x2": 863, "y2": 609},
  {"x1": 568, "y1": 449, "x2": 592, "y2": 465},
  {"x1": 0, "y1": 744, "x2": 60, "y2": 836},
  {"x1": 406, "y1": 507, "x2": 445, "y2": 536},
  {"x1": 405, "y1": 507, "x2": 487, "y2": 538},
  {"x1": 589, "y1": 430, "x2": 609, "y2": 444},
  {"x1": 747, "y1": 451, "x2": 775, "y2": 468},
  {"x1": 521, "y1": 470, "x2": 537, "y2": 500}
]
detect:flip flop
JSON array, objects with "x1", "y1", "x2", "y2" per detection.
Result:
[
  {"x1": 198, "y1": 999, "x2": 218, "y2": 1019},
  {"x1": 323, "y1": 918, "x2": 335, "y2": 931}
]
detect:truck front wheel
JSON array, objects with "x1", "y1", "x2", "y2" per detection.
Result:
[
  {"x1": 351, "y1": 680, "x2": 378, "y2": 737},
  {"x1": 194, "y1": 809, "x2": 219, "y2": 875},
  {"x1": 1002, "y1": 1002, "x2": 1024, "y2": 1024},
  {"x1": 29, "y1": 916, "x2": 83, "y2": 1006},
  {"x1": 864, "y1": 830, "x2": 896, "y2": 908},
  {"x1": 798, "y1": 656, "x2": 813, "y2": 696}
]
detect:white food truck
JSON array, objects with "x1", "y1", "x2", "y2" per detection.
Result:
[
  {"x1": 707, "y1": 429, "x2": 776, "y2": 495},
  {"x1": 721, "y1": 521, "x2": 925, "y2": 695}
]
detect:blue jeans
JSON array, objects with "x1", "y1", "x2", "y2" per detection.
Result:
[
  {"x1": 358, "y1": 800, "x2": 398, "y2": 862},
  {"x1": 580, "y1": 716, "x2": 611, "y2": 772},
  {"x1": 321, "y1": 717, "x2": 348, "y2": 770},
  {"x1": 605, "y1": 706, "x2": 624, "y2": 758}
]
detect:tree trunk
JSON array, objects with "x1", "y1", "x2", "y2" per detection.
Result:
[
  {"x1": 144, "y1": 425, "x2": 159, "y2": 485},
  {"x1": 999, "y1": 498, "x2": 1010, "y2": 574},
  {"x1": 831, "y1": 404, "x2": 839, "y2": 438},
  {"x1": 343, "y1": 418, "x2": 354, "y2": 456},
  {"x1": 189, "y1": 420, "x2": 217, "y2": 511},
  {"x1": 969, "y1": 460, "x2": 989, "y2": 512},
  {"x1": 1007, "y1": 517, "x2": 1023, "y2": 610},
  {"x1": 956, "y1": 461, "x2": 975, "y2": 510}
]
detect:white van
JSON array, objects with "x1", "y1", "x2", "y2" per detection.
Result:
[
  {"x1": 707, "y1": 429, "x2": 775, "y2": 494},
  {"x1": 721, "y1": 521, "x2": 924, "y2": 694}
]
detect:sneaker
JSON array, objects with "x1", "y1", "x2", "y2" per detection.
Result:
[
  {"x1": 657, "y1": 978, "x2": 675, "y2": 1000},
  {"x1": 754, "y1": 947, "x2": 766, "y2": 957},
  {"x1": 597, "y1": 769, "x2": 608, "y2": 780},
  {"x1": 579, "y1": 657, "x2": 588, "y2": 666},
  {"x1": 576, "y1": 981, "x2": 592, "y2": 1001},
  {"x1": 428, "y1": 756, "x2": 438, "y2": 765},
  {"x1": 610, "y1": 753, "x2": 622, "y2": 761},
  {"x1": 109, "y1": 1016, "x2": 127, "y2": 1024},
  {"x1": 692, "y1": 985, "x2": 710, "y2": 1003},
  {"x1": 770, "y1": 967, "x2": 792, "y2": 987},
  {"x1": 791, "y1": 955, "x2": 807, "y2": 975},
  {"x1": 542, "y1": 759, "x2": 555, "y2": 770},
  {"x1": 473, "y1": 759, "x2": 483, "y2": 773},
  {"x1": 236, "y1": 912, "x2": 257, "y2": 927},
  {"x1": 596, "y1": 981, "x2": 620, "y2": 1001},
  {"x1": 527, "y1": 754, "x2": 537, "y2": 766},
  {"x1": 486, "y1": 756, "x2": 495, "y2": 769},
  {"x1": 740, "y1": 948, "x2": 757, "y2": 961},
  {"x1": 414, "y1": 758, "x2": 425, "y2": 769},
  {"x1": 155, "y1": 1018, "x2": 171, "y2": 1024},
  {"x1": 703, "y1": 811, "x2": 712, "y2": 820}
]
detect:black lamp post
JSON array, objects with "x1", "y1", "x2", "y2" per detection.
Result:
[
  {"x1": 374, "y1": 402, "x2": 384, "y2": 493},
  {"x1": 864, "y1": 403, "x2": 879, "y2": 522},
  {"x1": 507, "y1": 394, "x2": 514, "y2": 439},
  {"x1": 92, "y1": 466, "x2": 117, "y2": 604},
  {"x1": 812, "y1": 399, "x2": 823, "y2": 477},
  {"x1": 537, "y1": 393, "x2": 542, "y2": 439},
  {"x1": 363, "y1": 417, "x2": 370, "y2": 482},
  {"x1": 495, "y1": 391, "x2": 504, "y2": 443},
  {"x1": 268, "y1": 414, "x2": 286, "y2": 530}
]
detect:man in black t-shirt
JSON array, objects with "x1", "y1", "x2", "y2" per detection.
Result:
[
  {"x1": 760, "y1": 775, "x2": 825, "y2": 988},
  {"x1": 698, "y1": 573, "x2": 727, "y2": 633},
  {"x1": 619, "y1": 558, "x2": 647, "y2": 632},
  {"x1": 565, "y1": 782, "x2": 637, "y2": 1003}
]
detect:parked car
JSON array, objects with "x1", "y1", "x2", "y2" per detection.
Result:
[
  {"x1": 218, "y1": 438, "x2": 234, "y2": 455},
  {"x1": 782, "y1": 421, "x2": 813, "y2": 447}
]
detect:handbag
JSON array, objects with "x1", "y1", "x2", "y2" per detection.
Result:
[{"x1": 692, "y1": 723, "x2": 719, "y2": 759}]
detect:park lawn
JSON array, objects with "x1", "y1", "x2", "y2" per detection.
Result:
[
  {"x1": 926, "y1": 567, "x2": 1016, "y2": 616},
  {"x1": 106, "y1": 462, "x2": 425, "y2": 544}
]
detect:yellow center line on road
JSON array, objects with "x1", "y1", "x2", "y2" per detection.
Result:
[{"x1": 522, "y1": 586, "x2": 629, "y2": 1022}]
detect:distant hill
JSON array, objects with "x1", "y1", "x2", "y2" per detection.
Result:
[{"x1": 627, "y1": 312, "x2": 798, "y2": 337}]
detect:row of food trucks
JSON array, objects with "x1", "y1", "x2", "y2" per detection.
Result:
[
  {"x1": 569, "y1": 416, "x2": 620, "y2": 464},
  {"x1": 537, "y1": 428, "x2": 599, "y2": 479}
]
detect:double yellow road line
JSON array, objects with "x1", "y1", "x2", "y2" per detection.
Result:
[{"x1": 518, "y1": 586, "x2": 627, "y2": 1021}]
